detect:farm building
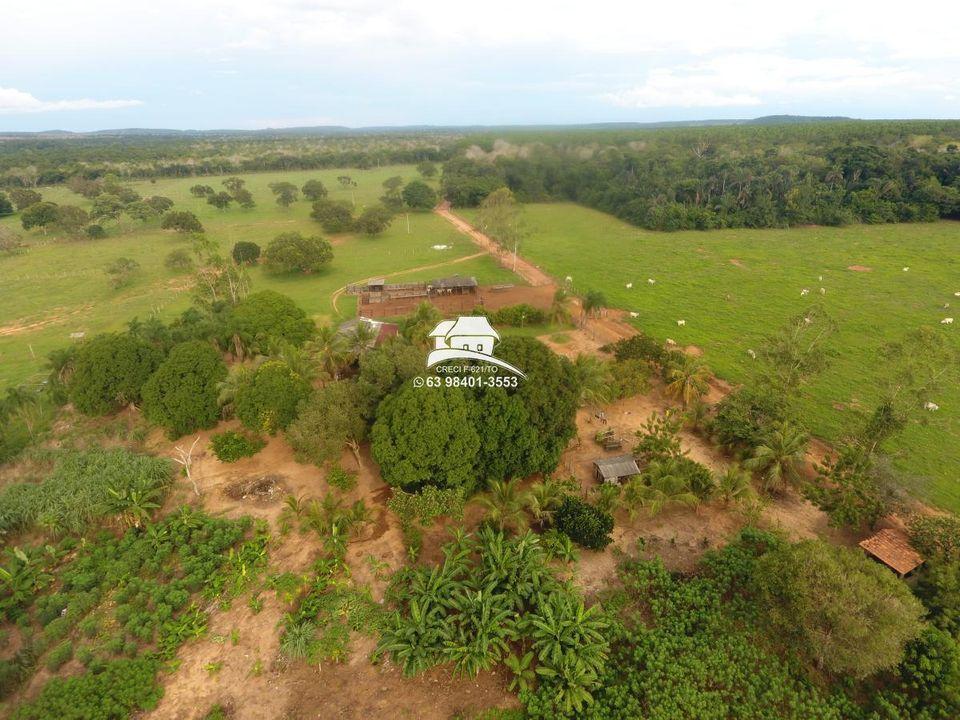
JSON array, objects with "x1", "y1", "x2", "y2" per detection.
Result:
[
  {"x1": 346, "y1": 275, "x2": 481, "y2": 318},
  {"x1": 592, "y1": 455, "x2": 641, "y2": 484},
  {"x1": 858, "y1": 528, "x2": 924, "y2": 577}
]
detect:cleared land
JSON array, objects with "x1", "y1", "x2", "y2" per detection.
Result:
[
  {"x1": 465, "y1": 203, "x2": 960, "y2": 511},
  {"x1": 0, "y1": 167, "x2": 520, "y2": 389}
]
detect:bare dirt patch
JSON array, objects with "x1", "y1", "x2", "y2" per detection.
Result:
[
  {"x1": 729, "y1": 258, "x2": 745, "y2": 268},
  {"x1": 847, "y1": 265, "x2": 873, "y2": 272},
  {"x1": 223, "y1": 474, "x2": 289, "y2": 504},
  {"x1": 684, "y1": 345, "x2": 704, "y2": 357}
]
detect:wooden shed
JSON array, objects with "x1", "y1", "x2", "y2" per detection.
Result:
[
  {"x1": 859, "y1": 528, "x2": 924, "y2": 577},
  {"x1": 593, "y1": 455, "x2": 641, "y2": 484}
]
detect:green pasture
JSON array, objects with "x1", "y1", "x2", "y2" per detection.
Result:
[
  {"x1": 0, "y1": 167, "x2": 519, "y2": 390},
  {"x1": 466, "y1": 203, "x2": 960, "y2": 511}
]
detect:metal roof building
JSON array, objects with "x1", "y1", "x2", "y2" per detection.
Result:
[{"x1": 593, "y1": 454, "x2": 641, "y2": 484}]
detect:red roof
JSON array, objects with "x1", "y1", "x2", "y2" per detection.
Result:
[{"x1": 859, "y1": 528, "x2": 924, "y2": 575}]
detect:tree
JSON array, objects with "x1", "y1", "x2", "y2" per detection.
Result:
[
  {"x1": 222, "y1": 177, "x2": 246, "y2": 194},
  {"x1": 478, "y1": 478, "x2": 528, "y2": 532},
  {"x1": 302, "y1": 179, "x2": 328, "y2": 201},
  {"x1": 473, "y1": 387, "x2": 539, "y2": 481},
  {"x1": 581, "y1": 289, "x2": 606, "y2": 319},
  {"x1": 207, "y1": 191, "x2": 233, "y2": 210},
  {"x1": 145, "y1": 196, "x2": 174, "y2": 214},
  {"x1": 417, "y1": 160, "x2": 438, "y2": 178},
  {"x1": 286, "y1": 381, "x2": 369, "y2": 467},
  {"x1": 8, "y1": 188, "x2": 42, "y2": 210},
  {"x1": 477, "y1": 187, "x2": 526, "y2": 255},
  {"x1": 664, "y1": 354, "x2": 711, "y2": 406},
  {"x1": 555, "y1": 495, "x2": 614, "y2": 550},
  {"x1": 916, "y1": 559, "x2": 960, "y2": 637},
  {"x1": 227, "y1": 290, "x2": 315, "y2": 357},
  {"x1": 310, "y1": 199, "x2": 354, "y2": 233},
  {"x1": 190, "y1": 184, "x2": 215, "y2": 198},
  {"x1": 805, "y1": 444, "x2": 899, "y2": 529},
  {"x1": 235, "y1": 360, "x2": 312, "y2": 434},
  {"x1": 262, "y1": 232, "x2": 333, "y2": 273},
  {"x1": 232, "y1": 187, "x2": 256, "y2": 208},
  {"x1": 161, "y1": 210, "x2": 204, "y2": 234},
  {"x1": 20, "y1": 202, "x2": 59, "y2": 232},
  {"x1": 124, "y1": 200, "x2": 157, "y2": 223},
  {"x1": 572, "y1": 353, "x2": 612, "y2": 409},
  {"x1": 371, "y1": 381, "x2": 480, "y2": 491},
  {"x1": 0, "y1": 226, "x2": 25, "y2": 255},
  {"x1": 354, "y1": 205, "x2": 394, "y2": 236},
  {"x1": 269, "y1": 181, "x2": 299, "y2": 207},
  {"x1": 232, "y1": 241, "x2": 261, "y2": 265},
  {"x1": 141, "y1": 341, "x2": 227, "y2": 438},
  {"x1": 622, "y1": 460, "x2": 700, "y2": 518},
  {"x1": 745, "y1": 420, "x2": 808, "y2": 493},
  {"x1": 165, "y1": 248, "x2": 193, "y2": 271},
  {"x1": 0, "y1": 192, "x2": 12, "y2": 216},
  {"x1": 90, "y1": 194, "x2": 124, "y2": 224},
  {"x1": 68, "y1": 333, "x2": 162, "y2": 415},
  {"x1": 401, "y1": 180, "x2": 438, "y2": 210},
  {"x1": 754, "y1": 539, "x2": 925, "y2": 678},
  {"x1": 53, "y1": 205, "x2": 90, "y2": 236},
  {"x1": 105, "y1": 257, "x2": 140, "y2": 289},
  {"x1": 306, "y1": 325, "x2": 351, "y2": 384}
]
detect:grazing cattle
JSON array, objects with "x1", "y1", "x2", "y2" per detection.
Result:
[
  {"x1": 747, "y1": 349, "x2": 757, "y2": 359},
  {"x1": 819, "y1": 287, "x2": 826, "y2": 294},
  {"x1": 625, "y1": 282, "x2": 633, "y2": 289},
  {"x1": 676, "y1": 319, "x2": 686, "y2": 326},
  {"x1": 666, "y1": 338, "x2": 676, "y2": 345},
  {"x1": 941, "y1": 318, "x2": 954, "y2": 325},
  {"x1": 818, "y1": 275, "x2": 823, "y2": 281},
  {"x1": 903, "y1": 267, "x2": 910, "y2": 272},
  {"x1": 629, "y1": 311, "x2": 639, "y2": 318},
  {"x1": 648, "y1": 278, "x2": 656, "y2": 284},
  {"x1": 924, "y1": 402, "x2": 940, "y2": 411},
  {"x1": 800, "y1": 288, "x2": 810, "y2": 296}
]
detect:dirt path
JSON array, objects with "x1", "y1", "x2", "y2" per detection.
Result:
[{"x1": 329, "y1": 250, "x2": 487, "y2": 317}]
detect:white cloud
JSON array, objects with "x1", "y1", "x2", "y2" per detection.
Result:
[
  {"x1": 0, "y1": 87, "x2": 142, "y2": 115},
  {"x1": 603, "y1": 54, "x2": 935, "y2": 109}
]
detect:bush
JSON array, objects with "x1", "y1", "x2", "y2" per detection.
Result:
[
  {"x1": 84, "y1": 224, "x2": 106, "y2": 239},
  {"x1": 231, "y1": 241, "x2": 261, "y2": 265},
  {"x1": 488, "y1": 304, "x2": 547, "y2": 327},
  {"x1": 164, "y1": 248, "x2": 193, "y2": 271},
  {"x1": 710, "y1": 386, "x2": 788, "y2": 452},
  {"x1": 602, "y1": 332, "x2": 668, "y2": 366},
  {"x1": 210, "y1": 430, "x2": 265, "y2": 463},
  {"x1": 68, "y1": 333, "x2": 162, "y2": 416},
  {"x1": 160, "y1": 210, "x2": 203, "y2": 233},
  {"x1": 228, "y1": 290, "x2": 315, "y2": 354},
  {"x1": 326, "y1": 466, "x2": 357, "y2": 492},
  {"x1": 45, "y1": 641, "x2": 73, "y2": 672},
  {"x1": 555, "y1": 496, "x2": 614, "y2": 550},
  {"x1": 235, "y1": 361, "x2": 312, "y2": 435},
  {"x1": 141, "y1": 341, "x2": 227, "y2": 438}
]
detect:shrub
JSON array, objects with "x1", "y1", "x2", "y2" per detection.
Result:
[
  {"x1": 909, "y1": 514, "x2": 960, "y2": 560},
  {"x1": 326, "y1": 466, "x2": 357, "y2": 492},
  {"x1": 45, "y1": 641, "x2": 73, "y2": 672},
  {"x1": 555, "y1": 496, "x2": 614, "y2": 550},
  {"x1": 235, "y1": 361, "x2": 312, "y2": 435},
  {"x1": 141, "y1": 341, "x2": 227, "y2": 438},
  {"x1": 602, "y1": 332, "x2": 668, "y2": 366},
  {"x1": 164, "y1": 248, "x2": 193, "y2": 271},
  {"x1": 401, "y1": 180, "x2": 437, "y2": 210},
  {"x1": 710, "y1": 386, "x2": 788, "y2": 452},
  {"x1": 84, "y1": 224, "x2": 106, "y2": 239},
  {"x1": 160, "y1": 210, "x2": 203, "y2": 233},
  {"x1": 210, "y1": 430, "x2": 265, "y2": 463},
  {"x1": 231, "y1": 241, "x2": 261, "y2": 265},
  {"x1": 68, "y1": 333, "x2": 162, "y2": 416},
  {"x1": 489, "y1": 304, "x2": 547, "y2": 327}
]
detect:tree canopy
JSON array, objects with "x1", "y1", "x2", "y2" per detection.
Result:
[
  {"x1": 68, "y1": 333, "x2": 163, "y2": 415},
  {"x1": 141, "y1": 340, "x2": 227, "y2": 438},
  {"x1": 262, "y1": 232, "x2": 333, "y2": 274}
]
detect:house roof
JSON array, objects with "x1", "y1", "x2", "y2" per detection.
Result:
[
  {"x1": 429, "y1": 275, "x2": 478, "y2": 289},
  {"x1": 859, "y1": 528, "x2": 924, "y2": 575},
  {"x1": 368, "y1": 277, "x2": 386, "y2": 286},
  {"x1": 592, "y1": 454, "x2": 641, "y2": 479},
  {"x1": 447, "y1": 316, "x2": 499, "y2": 340}
]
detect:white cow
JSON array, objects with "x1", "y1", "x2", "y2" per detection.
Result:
[
  {"x1": 903, "y1": 267, "x2": 910, "y2": 272},
  {"x1": 676, "y1": 319, "x2": 686, "y2": 326},
  {"x1": 818, "y1": 275, "x2": 823, "y2": 281},
  {"x1": 819, "y1": 287, "x2": 826, "y2": 295},
  {"x1": 629, "y1": 311, "x2": 639, "y2": 318},
  {"x1": 648, "y1": 278, "x2": 656, "y2": 285},
  {"x1": 665, "y1": 338, "x2": 676, "y2": 345},
  {"x1": 942, "y1": 318, "x2": 954, "y2": 325},
  {"x1": 747, "y1": 349, "x2": 757, "y2": 359},
  {"x1": 924, "y1": 402, "x2": 940, "y2": 412},
  {"x1": 800, "y1": 288, "x2": 810, "y2": 296},
  {"x1": 625, "y1": 282, "x2": 633, "y2": 289}
]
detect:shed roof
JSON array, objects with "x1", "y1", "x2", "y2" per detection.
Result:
[
  {"x1": 859, "y1": 528, "x2": 924, "y2": 575},
  {"x1": 592, "y1": 454, "x2": 641, "y2": 480},
  {"x1": 429, "y1": 275, "x2": 478, "y2": 289}
]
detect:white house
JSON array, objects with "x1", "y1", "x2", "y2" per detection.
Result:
[{"x1": 429, "y1": 316, "x2": 500, "y2": 355}]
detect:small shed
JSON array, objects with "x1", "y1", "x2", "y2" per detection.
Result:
[
  {"x1": 428, "y1": 275, "x2": 478, "y2": 295},
  {"x1": 592, "y1": 454, "x2": 641, "y2": 484},
  {"x1": 859, "y1": 528, "x2": 924, "y2": 577}
]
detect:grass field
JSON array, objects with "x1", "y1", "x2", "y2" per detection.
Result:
[
  {"x1": 467, "y1": 203, "x2": 960, "y2": 511},
  {"x1": 0, "y1": 166, "x2": 520, "y2": 389}
]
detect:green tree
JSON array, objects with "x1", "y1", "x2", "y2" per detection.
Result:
[
  {"x1": 165, "y1": 248, "x2": 193, "y2": 271},
  {"x1": 354, "y1": 205, "x2": 394, "y2": 236},
  {"x1": 310, "y1": 199, "x2": 354, "y2": 232},
  {"x1": 755, "y1": 539, "x2": 925, "y2": 678},
  {"x1": 478, "y1": 478, "x2": 528, "y2": 532},
  {"x1": 402, "y1": 180, "x2": 438, "y2": 210},
  {"x1": 228, "y1": 290, "x2": 315, "y2": 356},
  {"x1": 745, "y1": 420, "x2": 808, "y2": 494},
  {"x1": 141, "y1": 341, "x2": 227, "y2": 438},
  {"x1": 262, "y1": 232, "x2": 333, "y2": 274},
  {"x1": 286, "y1": 381, "x2": 370, "y2": 467},
  {"x1": 235, "y1": 360, "x2": 311, "y2": 434},
  {"x1": 161, "y1": 210, "x2": 204, "y2": 233},
  {"x1": 8, "y1": 187, "x2": 42, "y2": 210},
  {"x1": 145, "y1": 195, "x2": 174, "y2": 214},
  {"x1": 190, "y1": 184, "x2": 215, "y2": 198},
  {"x1": 20, "y1": 201, "x2": 59, "y2": 232},
  {"x1": 664, "y1": 354, "x2": 711, "y2": 406},
  {"x1": 53, "y1": 205, "x2": 90, "y2": 236},
  {"x1": 231, "y1": 241, "x2": 261, "y2": 265},
  {"x1": 68, "y1": 333, "x2": 162, "y2": 415},
  {"x1": 269, "y1": 181, "x2": 299, "y2": 207},
  {"x1": 207, "y1": 191, "x2": 233, "y2": 210},
  {"x1": 301, "y1": 179, "x2": 328, "y2": 201},
  {"x1": 477, "y1": 187, "x2": 526, "y2": 253},
  {"x1": 0, "y1": 192, "x2": 13, "y2": 216},
  {"x1": 473, "y1": 386, "x2": 539, "y2": 481},
  {"x1": 105, "y1": 256, "x2": 141, "y2": 289},
  {"x1": 371, "y1": 382, "x2": 480, "y2": 491},
  {"x1": 90, "y1": 194, "x2": 124, "y2": 223},
  {"x1": 416, "y1": 160, "x2": 438, "y2": 178}
]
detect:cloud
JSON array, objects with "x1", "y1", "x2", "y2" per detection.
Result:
[
  {"x1": 603, "y1": 54, "x2": 933, "y2": 109},
  {"x1": 0, "y1": 87, "x2": 143, "y2": 115}
]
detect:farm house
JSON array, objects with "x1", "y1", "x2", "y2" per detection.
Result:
[{"x1": 592, "y1": 455, "x2": 641, "y2": 484}]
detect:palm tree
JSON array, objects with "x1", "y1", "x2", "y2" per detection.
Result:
[
  {"x1": 548, "y1": 288, "x2": 572, "y2": 325},
  {"x1": 216, "y1": 365, "x2": 254, "y2": 419},
  {"x1": 272, "y1": 341, "x2": 319, "y2": 383},
  {"x1": 714, "y1": 465, "x2": 754, "y2": 505},
  {"x1": 524, "y1": 479, "x2": 568, "y2": 529},
  {"x1": 306, "y1": 325, "x2": 349, "y2": 383},
  {"x1": 665, "y1": 355, "x2": 711, "y2": 406},
  {"x1": 580, "y1": 289, "x2": 606, "y2": 322},
  {"x1": 345, "y1": 321, "x2": 377, "y2": 361},
  {"x1": 478, "y1": 479, "x2": 528, "y2": 533},
  {"x1": 621, "y1": 460, "x2": 698, "y2": 518},
  {"x1": 573, "y1": 354, "x2": 612, "y2": 409},
  {"x1": 745, "y1": 420, "x2": 808, "y2": 494}
]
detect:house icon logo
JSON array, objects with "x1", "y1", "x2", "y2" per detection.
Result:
[{"x1": 426, "y1": 316, "x2": 526, "y2": 377}]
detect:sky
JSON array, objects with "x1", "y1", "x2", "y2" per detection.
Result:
[{"x1": 2, "y1": 0, "x2": 960, "y2": 131}]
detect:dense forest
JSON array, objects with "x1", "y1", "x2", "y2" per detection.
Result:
[{"x1": 441, "y1": 121, "x2": 960, "y2": 230}]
